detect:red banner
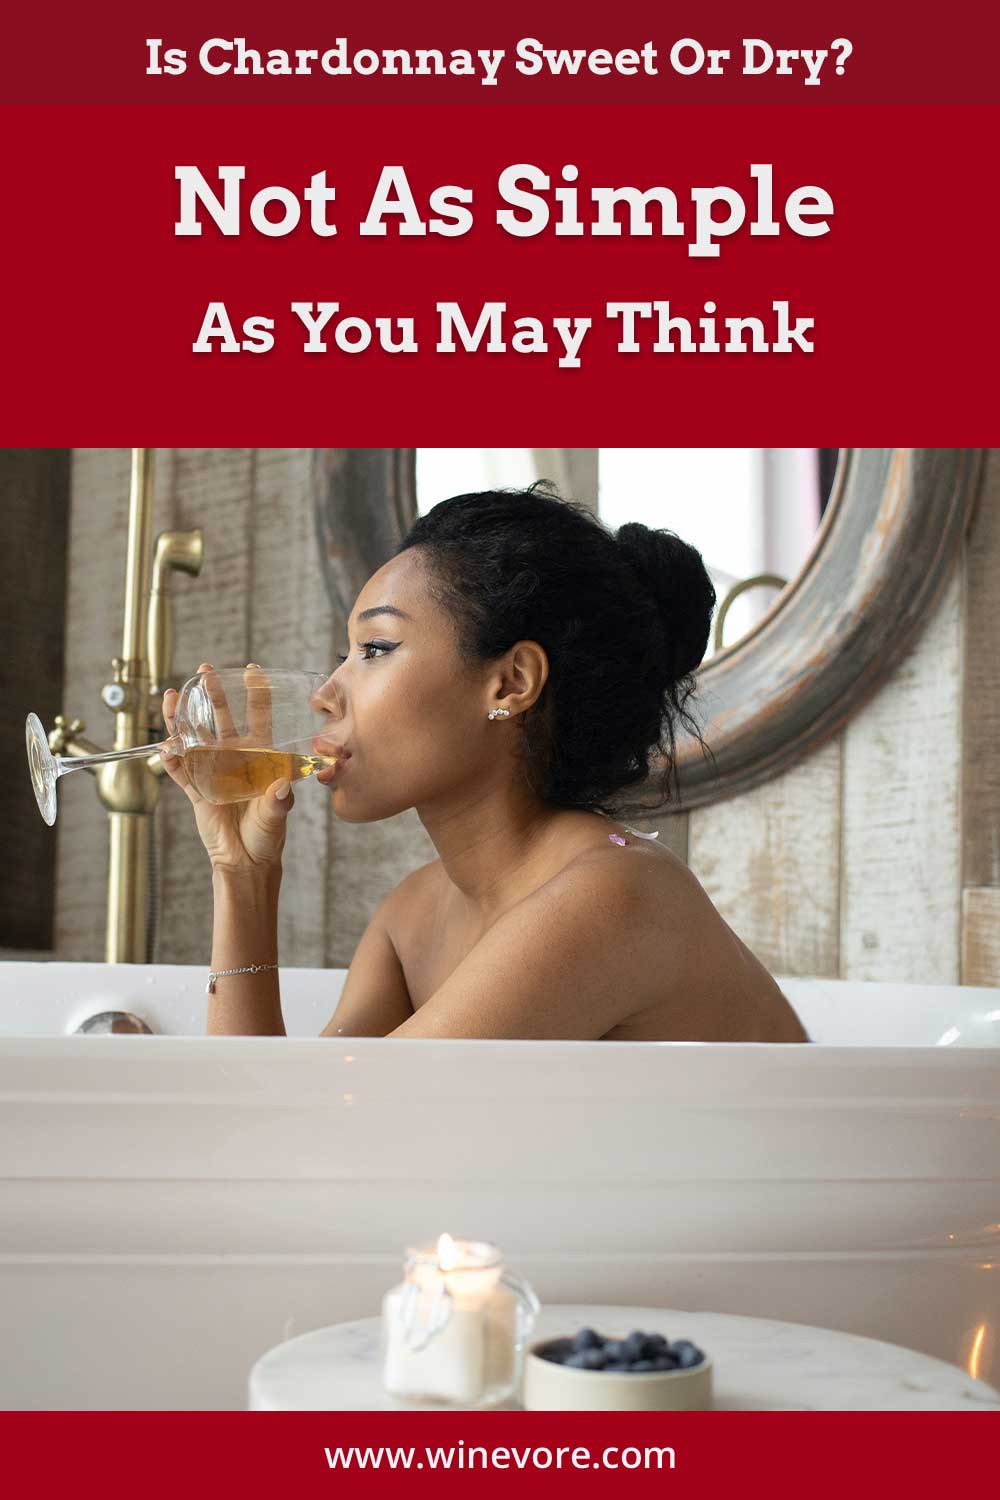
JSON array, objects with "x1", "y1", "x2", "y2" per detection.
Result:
[
  {"x1": 3, "y1": 102, "x2": 996, "y2": 442},
  {"x1": 2, "y1": 1411, "x2": 999, "y2": 1497},
  {"x1": 3, "y1": 2, "x2": 999, "y2": 440}
]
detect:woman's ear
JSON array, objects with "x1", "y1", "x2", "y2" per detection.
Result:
[{"x1": 493, "y1": 640, "x2": 549, "y2": 715}]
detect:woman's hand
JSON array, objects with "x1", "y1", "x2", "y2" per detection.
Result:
[{"x1": 161, "y1": 661, "x2": 296, "y2": 875}]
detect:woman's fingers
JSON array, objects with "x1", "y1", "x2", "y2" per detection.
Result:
[
  {"x1": 164, "y1": 663, "x2": 212, "y2": 733},
  {"x1": 159, "y1": 699, "x2": 196, "y2": 798},
  {"x1": 202, "y1": 663, "x2": 238, "y2": 742},
  {"x1": 161, "y1": 670, "x2": 210, "y2": 803},
  {"x1": 244, "y1": 664, "x2": 273, "y2": 745},
  {"x1": 160, "y1": 737, "x2": 199, "y2": 801},
  {"x1": 253, "y1": 780, "x2": 295, "y2": 833}
]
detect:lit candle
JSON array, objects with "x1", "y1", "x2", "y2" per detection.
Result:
[{"x1": 381, "y1": 1234, "x2": 520, "y2": 1404}]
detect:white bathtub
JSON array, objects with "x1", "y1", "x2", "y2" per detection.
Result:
[{"x1": 0, "y1": 962, "x2": 998, "y2": 1409}]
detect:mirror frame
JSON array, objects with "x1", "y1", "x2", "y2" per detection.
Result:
[
  {"x1": 313, "y1": 447, "x2": 418, "y2": 619},
  {"x1": 643, "y1": 447, "x2": 984, "y2": 813}
]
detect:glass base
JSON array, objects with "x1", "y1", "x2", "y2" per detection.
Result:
[{"x1": 26, "y1": 713, "x2": 58, "y2": 826}]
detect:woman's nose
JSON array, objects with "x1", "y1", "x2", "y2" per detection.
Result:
[{"x1": 311, "y1": 676, "x2": 345, "y2": 718}]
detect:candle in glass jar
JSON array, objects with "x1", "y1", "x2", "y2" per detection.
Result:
[{"x1": 382, "y1": 1234, "x2": 517, "y2": 1404}]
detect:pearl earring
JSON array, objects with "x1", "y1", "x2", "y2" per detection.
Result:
[{"x1": 488, "y1": 707, "x2": 511, "y2": 720}]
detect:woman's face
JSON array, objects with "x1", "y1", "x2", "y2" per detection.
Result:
[{"x1": 310, "y1": 549, "x2": 505, "y2": 822}]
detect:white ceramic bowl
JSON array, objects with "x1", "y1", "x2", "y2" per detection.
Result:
[{"x1": 521, "y1": 1335, "x2": 713, "y2": 1411}]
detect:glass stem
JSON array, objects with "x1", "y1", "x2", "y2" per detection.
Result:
[{"x1": 56, "y1": 732, "x2": 184, "y2": 774}]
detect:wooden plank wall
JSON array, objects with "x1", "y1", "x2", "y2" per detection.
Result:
[
  {"x1": 840, "y1": 561, "x2": 962, "y2": 981},
  {"x1": 676, "y1": 552, "x2": 966, "y2": 983},
  {"x1": 0, "y1": 450, "x2": 71, "y2": 954},
  {"x1": 48, "y1": 448, "x2": 999, "y2": 989},
  {"x1": 54, "y1": 448, "x2": 136, "y2": 961},
  {"x1": 961, "y1": 449, "x2": 1000, "y2": 983},
  {"x1": 683, "y1": 741, "x2": 842, "y2": 978}
]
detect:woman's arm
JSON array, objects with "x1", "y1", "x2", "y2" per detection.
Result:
[
  {"x1": 385, "y1": 854, "x2": 658, "y2": 1040},
  {"x1": 209, "y1": 859, "x2": 419, "y2": 1039},
  {"x1": 207, "y1": 864, "x2": 286, "y2": 1035},
  {"x1": 319, "y1": 886, "x2": 414, "y2": 1036}
]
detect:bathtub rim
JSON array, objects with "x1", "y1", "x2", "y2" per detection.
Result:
[{"x1": 0, "y1": 1032, "x2": 998, "y2": 1053}]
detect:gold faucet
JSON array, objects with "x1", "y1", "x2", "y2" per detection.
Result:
[{"x1": 48, "y1": 449, "x2": 204, "y2": 962}]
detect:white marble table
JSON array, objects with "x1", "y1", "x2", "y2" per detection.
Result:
[{"x1": 249, "y1": 1303, "x2": 1000, "y2": 1412}]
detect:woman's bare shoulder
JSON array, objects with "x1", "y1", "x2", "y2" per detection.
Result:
[
  {"x1": 517, "y1": 831, "x2": 700, "y2": 976},
  {"x1": 380, "y1": 856, "x2": 445, "y2": 934},
  {"x1": 553, "y1": 836, "x2": 736, "y2": 982},
  {"x1": 558, "y1": 825, "x2": 702, "y2": 906},
  {"x1": 394, "y1": 855, "x2": 444, "y2": 894},
  {"x1": 385, "y1": 824, "x2": 694, "y2": 975},
  {"x1": 567, "y1": 837, "x2": 808, "y2": 1042}
]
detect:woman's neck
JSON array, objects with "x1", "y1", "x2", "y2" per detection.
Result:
[{"x1": 417, "y1": 781, "x2": 600, "y2": 923}]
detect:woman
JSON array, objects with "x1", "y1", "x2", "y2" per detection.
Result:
[{"x1": 162, "y1": 483, "x2": 808, "y2": 1042}]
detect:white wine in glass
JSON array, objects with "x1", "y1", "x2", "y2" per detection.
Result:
[
  {"x1": 26, "y1": 666, "x2": 345, "y2": 826},
  {"x1": 181, "y1": 744, "x2": 337, "y2": 802}
]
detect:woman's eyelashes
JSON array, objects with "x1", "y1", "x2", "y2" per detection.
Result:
[{"x1": 335, "y1": 640, "x2": 400, "y2": 664}]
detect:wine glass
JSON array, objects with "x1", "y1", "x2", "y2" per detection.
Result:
[{"x1": 26, "y1": 666, "x2": 342, "y2": 826}]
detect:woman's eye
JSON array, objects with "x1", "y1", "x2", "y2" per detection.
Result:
[{"x1": 335, "y1": 640, "x2": 397, "y2": 663}]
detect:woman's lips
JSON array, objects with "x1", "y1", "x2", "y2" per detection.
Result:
[
  {"x1": 315, "y1": 749, "x2": 350, "y2": 785},
  {"x1": 312, "y1": 732, "x2": 350, "y2": 758},
  {"x1": 311, "y1": 733, "x2": 351, "y2": 784}
]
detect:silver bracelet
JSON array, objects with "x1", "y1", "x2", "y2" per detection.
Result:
[{"x1": 206, "y1": 962, "x2": 278, "y2": 995}]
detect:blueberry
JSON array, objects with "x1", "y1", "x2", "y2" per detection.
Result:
[
  {"x1": 623, "y1": 1331, "x2": 648, "y2": 1361},
  {"x1": 581, "y1": 1348, "x2": 608, "y2": 1370},
  {"x1": 571, "y1": 1327, "x2": 603, "y2": 1352},
  {"x1": 542, "y1": 1329, "x2": 706, "y2": 1375},
  {"x1": 669, "y1": 1341, "x2": 704, "y2": 1368}
]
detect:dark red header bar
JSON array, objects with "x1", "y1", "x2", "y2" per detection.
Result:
[{"x1": 1, "y1": 0, "x2": 998, "y2": 105}]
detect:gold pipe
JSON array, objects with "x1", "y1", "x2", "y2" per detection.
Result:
[
  {"x1": 107, "y1": 814, "x2": 150, "y2": 964},
  {"x1": 121, "y1": 448, "x2": 156, "y2": 712},
  {"x1": 149, "y1": 528, "x2": 204, "y2": 695},
  {"x1": 105, "y1": 449, "x2": 158, "y2": 963}
]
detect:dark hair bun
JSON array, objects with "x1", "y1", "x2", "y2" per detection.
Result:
[
  {"x1": 616, "y1": 522, "x2": 717, "y2": 679},
  {"x1": 396, "y1": 485, "x2": 719, "y2": 814}
]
